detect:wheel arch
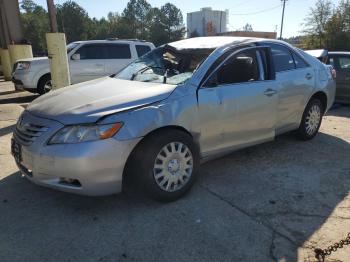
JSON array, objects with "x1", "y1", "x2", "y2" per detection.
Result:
[
  {"x1": 121, "y1": 125, "x2": 198, "y2": 190},
  {"x1": 37, "y1": 73, "x2": 51, "y2": 89},
  {"x1": 309, "y1": 91, "x2": 328, "y2": 112}
]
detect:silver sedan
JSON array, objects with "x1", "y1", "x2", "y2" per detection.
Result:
[{"x1": 11, "y1": 37, "x2": 336, "y2": 201}]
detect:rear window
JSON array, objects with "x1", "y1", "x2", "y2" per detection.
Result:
[
  {"x1": 136, "y1": 45, "x2": 151, "y2": 57},
  {"x1": 106, "y1": 44, "x2": 131, "y2": 59}
]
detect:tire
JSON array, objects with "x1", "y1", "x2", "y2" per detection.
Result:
[
  {"x1": 130, "y1": 129, "x2": 199, "y2": 202},
  {"x1": 296, "y1": 98, "x2": 324, "y2": 140},
  {"x1": 37, "y1": 74, "x2": 52, "y2": 95}
]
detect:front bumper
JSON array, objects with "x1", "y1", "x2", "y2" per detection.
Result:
[
  {"x1": 14, "y1": 138, "x2": 141, "y2": 196},
  {"x1": 12, "y1": 70, "x2": 37, "y2": 91},
  {"x1": 12, "y1": 111, "x2": 141, "y2": 196}
]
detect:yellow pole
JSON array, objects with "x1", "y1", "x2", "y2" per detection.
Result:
[
  {"x1": 46, "y1": 33, "x2": 70, "y2": 89},
  {"x1": 0, "y1": 48, "x2": 12, "y2": 81},
  {"x1": 8, "y1": 44, "x2": 33, "y2": 67}
]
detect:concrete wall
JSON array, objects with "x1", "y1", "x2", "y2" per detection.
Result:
[{"x1": 187, "y1": 7, "x2": 228, "y2": 37}]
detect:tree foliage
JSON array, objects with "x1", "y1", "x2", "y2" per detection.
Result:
[
  {"x1": 20, "y1": 0, "x2": 185, "y2": 55},
  {"x1": 242, "y1": 23, "x2": 253, "y2": 32},
  {"x1": 302, "y1": 0, "x2": 350, "y2": 50}
]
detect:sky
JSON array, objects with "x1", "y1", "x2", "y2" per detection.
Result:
[{"x1": 33, "y1": 0, "x2": 342, "y2": 38}]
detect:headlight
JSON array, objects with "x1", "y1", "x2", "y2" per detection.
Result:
[
  {"x1": 48, "y1": 122, "x2": 123, "y2": 144},
  {"x1": 16, "y1": 61, "x2": 31, "y2": 70}
]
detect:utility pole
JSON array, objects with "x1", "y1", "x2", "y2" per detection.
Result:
[
  {"x1": 46, "y1": 0, "x2": 70, "y2": 90},
  {"x1": 280, "y1": 0, "x2": 287, "y2": 40},
  {"x1": 47, "y1": 0, "x2": 58, "y2": 33}
]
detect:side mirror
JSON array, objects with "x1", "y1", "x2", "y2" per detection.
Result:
[{"x1": 71, "y1": 53, "x2": 80, "y2": 60}]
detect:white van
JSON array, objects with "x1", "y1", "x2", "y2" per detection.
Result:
[{"x1": 12, "y1": 39, "x2": 155, "y2": 94}]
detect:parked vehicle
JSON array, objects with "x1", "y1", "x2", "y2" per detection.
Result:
[
  {"x1": 11, "y1": 37, "x2": 335, "y2": 201},
  {"x1": 327, "y1": 52, "x2": 350, "y2": 104},
  {"x1": 11, "y1": 39, "x2": 155, "y2": 94}
]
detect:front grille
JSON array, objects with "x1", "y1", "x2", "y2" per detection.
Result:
[{"x1": 14, "y1": 122, "x2": 48, "y2": 146}]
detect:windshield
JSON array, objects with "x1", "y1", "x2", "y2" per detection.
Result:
[
  {"x1": 116, "y1": 46, "x2": 213, "y2": 85},
  {"x1": 67, "y1": 43, "x2": 79, "y2": 54}
]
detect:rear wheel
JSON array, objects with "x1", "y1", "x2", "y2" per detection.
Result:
[
  {"x1": 296, "y1": 98, "x2": 324, "y2": 140},
  {"x1": 130, "y1": 130, "x2": 199, "y2": 201},
  {"x1": 37, "y1": 74, "x2": 52, "y2": 95}
]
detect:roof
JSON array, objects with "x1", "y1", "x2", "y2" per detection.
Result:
[
  {"x1": 168, "y1": 36, "x2": 259, "y2": 50},
  {"x1": 328, "y1": 51, "x2": 350, "y2": 55},
  {"x1": 71, "y1": 39, "x2": 153, "y2": 45},
  {"x1": 304, "y1": 49, "x2": 328, "y2": 58},
  {"x1": 167, "y1": 36, "x2": 287, "y2": 50}
]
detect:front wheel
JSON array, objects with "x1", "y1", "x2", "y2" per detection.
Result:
[
  {"x1": 131, "y1": 130, "x2": 199, "y2": 201},
  {"x1": 296, "y1": 98, "x2": 324, "y2": 140},
  {"x1": 37, "y1": 74, "x2": 52, "y2": 95}
]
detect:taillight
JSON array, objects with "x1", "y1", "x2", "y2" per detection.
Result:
[{"x1": 330, "y1": 68, "x2": 336, "y2": 80}]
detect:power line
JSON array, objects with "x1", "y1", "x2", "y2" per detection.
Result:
[{"x1": 229, "y1": 4, "x2": 283, "y2": 16}]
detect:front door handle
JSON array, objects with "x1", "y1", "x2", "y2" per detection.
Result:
[
  {"x1": 306, "y1": 73, "x2": 313, "y2": 80},
  {"x1": 95, "y1": 63, "x2": 104, "y2": 67},
  {"x1": 264, "y1": 88, "x2": 277, "y2": 97}
]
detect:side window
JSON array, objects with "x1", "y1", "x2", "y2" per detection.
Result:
[
  {"x1": 75, "y1": 44, "x2": 105, "y2": 60},
  {"x1": 106, "y1": 44, "x2": 131, "y2": 59},
  {"x1": 327, "y1": 56, "x2": 335, "y2": 66},
  {"x1": 136, "y1": 45, "x2": 151, "y2": 57},
  {"x1": 269, "y1": 44, "x2": 295, "y2": 72},
  {"x1": 292, "y1": 52, "x2": 308, "y2": 69},
  {"x1": 214, "y1": 50, "x2": 260, "y2": 85},
  {"x1": 338, "y1": 56, "x2": 350, "y2": 70}
]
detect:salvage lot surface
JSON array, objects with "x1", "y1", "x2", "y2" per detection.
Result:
[{"x1": 0, "y1": 80, "x2": 350, "y2": 262}]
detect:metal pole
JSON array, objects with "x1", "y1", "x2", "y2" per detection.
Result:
[
  {"x1": 279, "y1": 0, "x2": 287, "y2": 40},
  {"x1": 47, "y1": 0, "x2": 58, "y2": 33}
]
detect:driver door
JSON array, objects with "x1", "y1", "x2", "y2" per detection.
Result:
[{"x1": 198, "y1": 47, "x2": 278, "y2": 156}]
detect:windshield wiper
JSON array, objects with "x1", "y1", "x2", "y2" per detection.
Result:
[{"x1": 130, "y1": 66, "x2": 164, "y2": 81}]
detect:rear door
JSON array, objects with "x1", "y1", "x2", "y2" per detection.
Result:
[
  {"x1": 198, "y1": 47, "x2": 278, "y2": 155},
  {"x1": 266, "y1": 43, "x2": 314, "y2": 133},
  {"x1": 69, "y1": 43, "x2": 106, "y2": 84},
  {"x1": 104, "y1": 43, "x2": 133, "y2": 75},
  {"x1": 328, "y1": 54, "x2": 350, "y2": 102}
]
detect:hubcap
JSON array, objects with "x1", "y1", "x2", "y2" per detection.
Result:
[
  {"x1": 153, "y1": 142, "x2": 193, "y2": 192},
  {"x1": 44, "y1": 80, "x2": 52, "y2": 93},
  {"x1": 305, "y1": 104, "x2": 321, "y2": 135}
]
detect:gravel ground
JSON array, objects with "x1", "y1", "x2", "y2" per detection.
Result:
[{"x1": 0, "y1": 80, "x2": 350, "y2": 262}]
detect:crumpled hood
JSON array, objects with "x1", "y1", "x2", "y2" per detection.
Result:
[{"x1": 27, "y1": 77, "x2": 176, "y2": 124}]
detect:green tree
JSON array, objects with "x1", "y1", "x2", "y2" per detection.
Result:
[
  {"x1": 122, "y1": 0, "x2": 152, "y2": 39},
  {"x1": 20, "y1": 0, "x2": 49, "y2": 55},
  {"x1": 56, "y1": 1, "x2": 92, "y2": 42},
  {"x1": 160, "y1": 3, "x2": 185, "y2": 42},
  {"x1": 242, "y1": 23, "x2": 253, "y2": 31},
  {"x1": 303, "y1": 0, "x2": 333, "y2": 48}
]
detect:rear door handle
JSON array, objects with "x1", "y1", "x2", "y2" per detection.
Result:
[
  {"x1": 264, "y1": 88, "x2": 277, "y2": 97},
  {"x1": 306, "y1": 73, "x2": 313, "y2": 80},
  {"x1": 95, "y1": 63, "x2": 104, "y2": 67}
]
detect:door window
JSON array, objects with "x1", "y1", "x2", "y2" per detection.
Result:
[
  {"x1": 136, "y1": 45, "x2": 151, "y2": 57},
  {"x1": 214, "y1": 50, "x2": 260, "y2": 85},
  {"x1": 75, "y1": 44, "x2": 105, "y2": 60},
  {"x1": 338, "y1": 56, "x2": 350, "y2": 70},
  {"x1": 269, "y1": 44, "x2": 295, "y2": 72},
  {"x1": 106, "y1": 44, "x2": 131, "y2": 59},
  {"x1": 292, "y1": 52, "x2": 309, "y2": 69}
]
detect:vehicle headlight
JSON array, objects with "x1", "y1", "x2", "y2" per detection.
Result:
[
  {"x1": 16, "y1": 61, "x2": 31, "y2": 70},
  {"x1": 48, "y1": 122, "x2": 123, "y2": 144}
]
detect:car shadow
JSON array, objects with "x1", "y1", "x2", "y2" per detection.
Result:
[
  {"x1": 0, "y1": 132, "x2": 349, "y2": 261},
  {"x1": 0, "y1": 94, "x2": 39, "y2": 104},
  {"x1": 0, "y1": 124, "x2": 16, "y2": 137},
  {"x1": 327, "y1": 105, "x2": 350, "y2": 118}
]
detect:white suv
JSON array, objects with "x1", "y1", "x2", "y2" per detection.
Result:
[{"x1": 12, "y1": 39, "x2": 155, "y2": 94}]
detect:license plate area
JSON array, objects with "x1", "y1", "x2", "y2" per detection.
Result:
[{"x1": 11, "y1": 138, "x2": 22, "y2": 163}]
